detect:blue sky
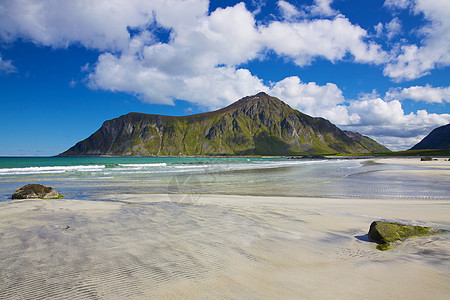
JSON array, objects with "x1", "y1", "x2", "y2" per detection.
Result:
[{"x1": 0, "y1": 0, "x2": 449, "y2": 155}]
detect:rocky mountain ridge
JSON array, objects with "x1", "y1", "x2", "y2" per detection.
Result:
[
  {"x1": 411, "y1": 123, "x2": 450, "y2": 150},
  {"x1": 59, "y1": 92, "x2": 389, "y2": 156}
]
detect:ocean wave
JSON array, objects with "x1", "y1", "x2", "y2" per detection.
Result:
[
  {"x1": 0, "y1": 165, "x2": 105, "y2": 175},
  {"x1": 173, "y1": 165, "x2": 209, "y2": 169},
  {"x1": 117, "y1": 163, "x2": 167, "y2": 168},
  {"x1": 0, "y1": 159, "x2": 333, "y2": 176}
]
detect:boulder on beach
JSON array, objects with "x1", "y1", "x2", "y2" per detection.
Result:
[
  {"x1": 368, "y1": 221, "x2": 444, "y2": 250},
  {"x1": 420, "y1": 156, "x2": 433, "y2": 161},
  {"x1": 12, "y1": 184, "x2": 63, "y2": 200}
]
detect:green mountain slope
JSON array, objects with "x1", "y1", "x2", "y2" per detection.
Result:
[
  {"x1": 59, "y1": 92, "x2": 389, "y2": 156},
  {"x1": 410, "y1": 123, "x2": 450, "y2": 150}
]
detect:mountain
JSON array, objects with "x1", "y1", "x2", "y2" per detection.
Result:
[
  {"x1": 410, "y1": 123, "x2": 450, "y2": 150},
  {"x1": 59, "y1": 92, "x2": 389, "y2": 156},
  {"x1": 343, "y1": 131, "x2": 390, "y2": 153}
]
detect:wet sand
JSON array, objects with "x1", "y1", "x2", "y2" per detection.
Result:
[
  {"x1": 0, "y1": 157, "x2": 449, "y2": 299},
  {"x1": 0, "y1": 193, "x2": 449, "y2": 299}
]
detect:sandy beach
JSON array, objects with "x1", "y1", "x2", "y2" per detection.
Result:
[{"x1": 0, "y1": 157, "x2": 449, "y2": 299}]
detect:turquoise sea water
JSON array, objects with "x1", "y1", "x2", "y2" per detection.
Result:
[{"x1": 0, "y1": 156, "x2": 449, "y2": 201}]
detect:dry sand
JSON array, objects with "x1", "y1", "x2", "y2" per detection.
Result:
[{"x1": 0, "y1": 158, "x2": 449, "y2": 299}]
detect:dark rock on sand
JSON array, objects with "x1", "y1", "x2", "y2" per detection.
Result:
[
  {"x1": 287, "y1": 155, "x2": 326, "y2": 159},
  {"x1": 420, "y1": 156, "x2": 434, "y2": 161},
  {"x1": 12, "y1": 184, "x2": 63, "y2": 200},
  {"x1": 368, "y1": 221, "x2": 444, "y2": 251}
]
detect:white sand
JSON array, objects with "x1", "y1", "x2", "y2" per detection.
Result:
[
  {"x1": 371, "y1": 157, "x2": 450, "y2": 179},
  {"x1": 0, "y1": 158, "x2": 449, "y2": 299},
  {"x1": 0, "y1": 194, "x2": 449, "y2": 299}
]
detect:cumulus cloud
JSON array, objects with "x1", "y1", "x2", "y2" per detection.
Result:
[
  {"x1": 89, "y1": 50, "x2": 266, "y2": 107},
  {"x1": 374, "y1": 18, "x2": 402, "y2": 40},
  {"x1": 278, "y1": 1, "x2": 301, "y2": 20},
  {"x1": 345, "y1": 97, "x2": 450, "y2": 132},
  {"x1": 260, "y1": 16, "x2": 386, "y2": 66},
  {"x1": 386, "y1": 18, "x2": 402, "y2": 39},
  {"x1": 384, "y1": 0, "x2": 450, "y2": 80},
  {"x1": 269, "y1": 76, "x2": 359, "y2": 125},
  {"x1": 1, "y1": 0, "x2": 387, "y2": 108},
  {"x1": 341, "y1": 97, "x2": 450, "y2": 150},
  {"x1": 269, "y1": 79, "x2": 450, "y2": 150},
  {"x1": 87, "y1": 3, "x2": 386, "y2": 106},
  {"x1": 0, "y1": 55, "x2": 17, "y2": 74},
  {"x1": 383, "y1": 0, "x2": 412, "y2": 10},
  {"x1": 0, "y1": 0, "x2": 208, "y2": 50},
  {"x1": 89, "y1": 3, "x2": 264, "y2": 107},
  {"x1": 307, "y1": 0, "x2": 338, "y2": 17},
  {"x1": 386, "y1": 85, "x2": 450, "y2": 103}
]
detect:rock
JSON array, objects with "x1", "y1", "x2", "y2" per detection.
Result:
[
  {"x1": 12, "y1": 184, "x2": 63, "y2": 200},
  {"x1": 287, "y1": 155, "x2": 326, "y2": 159},
  {"x1": 368, "y1": 221, "x2": 444, "y2": 250},
  {"x1": 420, "y1": 156, "x2": 433, "y2": 161}
]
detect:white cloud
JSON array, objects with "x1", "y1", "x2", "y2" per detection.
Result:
[
  {"x1": 278, "y1": 1, "x2": 301, "y2": 20},
  {"x1": 385, "y1": 18, "x2": 402, "y2": 39},
  {"x1": 269, "y1": 79, "x2": 450, "y2": 150},
  {"x1": 89, "y1": 51, "x2": 266, "y2": 108},
  {"x1": 383, "y1": 0, "x2": 412, "y2": 10},
  {"x1": 340, "y1": 96, "x2": 450, "y2": 150},
  {"x1": 308, "y1": 0, "x2": 338, "y2": 17},
  {"x1": 87, "y1": 3, "x2": 386, "y2": 107},
  {"x1": 269, "y1": 76, "x2": 360, "y2": 125},
  {"x1": 89, "y1": 3, "x2": 264, "y2": 107},
  {"x1": 374, "y1": 18, "x2": 401, "y2": 40},
  {"x1": 260, "y1": 16, "x2": 386, "y2": 66},
  {"x1": 270, "y1": 86, "x2": 450, "y2": 150},
  {"x1": 0, "y1": 55, "x2": 17, "y2": 74},
  {"x1": 374, "y1": 23, "x2": 384, "y2": 37},
  {"x1": 384, "y1": 0, "x2": 450, "y2": 80},
  {"x1": 345, "y1": 96, "x2": 450, "y2": 132},
  {"x1": 386, "y1": 85, "x2": 450, "y2": 103},
  {"x1": 348, "y1": 98, "x2": 406, "y2": 126},
  {"x1": 369, "y1": 136, "x2": 422, "y2": 151},
  {"x1": 0, "y1": 0, "x2": 209, "y2": 50}
]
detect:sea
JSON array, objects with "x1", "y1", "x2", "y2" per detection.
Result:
[{"x1": 1, "y1": 156, "x2": 449, "y2": 202}]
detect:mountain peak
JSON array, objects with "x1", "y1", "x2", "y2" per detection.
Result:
[
  {"x1": 251, "y1": 91, "x2": 271, "y2": 99},
  {"x1": 222, "y1": 92, "x2": 286, "y2": 112}
]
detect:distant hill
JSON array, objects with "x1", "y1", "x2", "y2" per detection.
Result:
[
  {"x1": 411, "y1": 123, "x2": 450, "y2": 150},
  {"x1": 59, "y1": 92, "x2": 389, "y2": 156}
]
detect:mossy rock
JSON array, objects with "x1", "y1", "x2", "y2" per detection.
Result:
[
  {"x1": 368, "y1": 221, "x2": 444, "y2": 251},
  {"x1": 12, "y1": 184, "x2": 63, "y2": 200}
]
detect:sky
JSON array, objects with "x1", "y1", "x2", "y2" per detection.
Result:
[{"x1": 0, "y1": 0, "x2": 449, "y2": 156}]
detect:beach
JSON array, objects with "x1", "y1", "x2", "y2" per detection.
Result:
[{"x1": 0, "y1": 157, "x2": 449, "y2": 299}]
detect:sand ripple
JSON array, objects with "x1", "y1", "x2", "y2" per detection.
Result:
[{"x1": 0, "y1": 196, "x2": 449, "y2": 299}]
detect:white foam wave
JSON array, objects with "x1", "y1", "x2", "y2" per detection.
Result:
[
  {"x1": 0, "y1": 165, "x2": 105, "y2": 175},
  {"x1": 0, "y1": 159, "x2": 334, "y2": 176},
  {"x1": 117, "y1": 163, "x2": 167, "y2": 168},
  {"x1": 173, "y1": 165, "x2": 208, "y2": 169}
]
